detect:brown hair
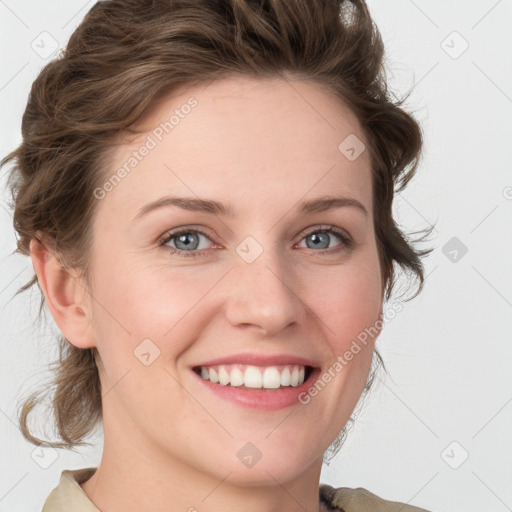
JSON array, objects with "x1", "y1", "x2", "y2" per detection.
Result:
[{"x1": 1, "y1": 0, "x2": 432, "y2": 455}]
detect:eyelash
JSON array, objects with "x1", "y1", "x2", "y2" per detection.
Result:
[{"x1": 158, "y1": 225, "x2": 354, "y2": 258}]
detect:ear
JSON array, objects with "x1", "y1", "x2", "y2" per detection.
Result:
[{"x1": 29, "y1": 235, "x2": 96, "y2": 349}]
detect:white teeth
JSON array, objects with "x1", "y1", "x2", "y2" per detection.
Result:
[
  {"x1": 290, "y1": 367, "x2": 305, "y2": 387},
  {"x1": 230, "y1": 367, "x2": 244, "y2": 386},
  {"x1": 244, "y1": 366, "x2": 262, "y2": 388},
  {"x1": 290, "y1": 367, "x2": 299, "y2": 386},
  {"x1": 280, "y1": 367, "x2": 291, "y2": 386},
  {"x1": 218, "y1": 366, "x2": 230, "y2": 386},
  {"x1": 197, "y1": 364, "x2": 308, "y2": 389},
  {"x1": 209, "y1": 367, "x2": 219, "y2": 383},
  {"x1": 262, "y1": 367, "x2": 281, "y2": 389}
]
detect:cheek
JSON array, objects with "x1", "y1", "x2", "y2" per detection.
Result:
[
  {"x1": 315, "y1": 256, "x2": 382, "y2": 348},
  {"x1": 88, "y1": 259, "x2": 222, "y2": 359}
]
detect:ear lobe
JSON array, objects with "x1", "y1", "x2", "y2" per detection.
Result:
[{"x1": 29, "y1": 236, "x2": 96, "y2": 350}]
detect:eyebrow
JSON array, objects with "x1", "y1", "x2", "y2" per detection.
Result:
[{"x1": 133, "y1": 194, "x2": 368, "y2": 221}]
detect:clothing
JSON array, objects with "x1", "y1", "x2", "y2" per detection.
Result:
[{"x1": 42, "y1": 467, "x2": 434, "y2": 512}]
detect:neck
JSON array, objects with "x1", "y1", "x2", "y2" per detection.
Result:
[{"x1": 80, "y1": 420, "x2": 325, "y2": 512}]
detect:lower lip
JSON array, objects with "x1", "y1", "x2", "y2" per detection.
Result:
[{"x1": 192, "y1": 368, "x2": 321, "y2": 411}]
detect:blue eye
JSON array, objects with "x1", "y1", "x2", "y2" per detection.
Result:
[
  {"x1": 297, "y1": 228, "x2": 352, "y2": 252},
  {"x1": 160, "y1": 228, "x2": 214, "y2": 257},
  {"x1": 159, "y1": 225, "x2": 353, "y2": 258}
]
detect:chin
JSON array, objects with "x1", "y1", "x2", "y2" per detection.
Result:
[
  {"x1": 203, "y1": 439, "x2": 321, "y2": 487},
  {"x1": 218, "y1": 460, "x2": 313, "y2": 488}
]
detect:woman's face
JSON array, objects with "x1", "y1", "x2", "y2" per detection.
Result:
[{"x1": 85, "y1": 75, "x2": 383, "y2": 484}]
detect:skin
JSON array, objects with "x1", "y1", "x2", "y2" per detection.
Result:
[{"x1": 30, "y1": 75, "x2": 384, "y2": 512}]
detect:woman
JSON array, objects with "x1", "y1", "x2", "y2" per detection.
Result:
[{"x1": 2, "y1": 0, "x2": 434, "y2": 510}]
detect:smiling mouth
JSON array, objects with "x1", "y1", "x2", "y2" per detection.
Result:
[{"x1": 192, "y1": 364, "x2": 315, "y2": 390}]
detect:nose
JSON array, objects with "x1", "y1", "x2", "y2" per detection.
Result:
[{"x1": 223, "y1": 245, "x2": 303, "y2": 336}]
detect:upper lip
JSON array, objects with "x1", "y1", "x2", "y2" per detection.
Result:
[{"x1": 192, "y1": 353, "x2": 319, "y2": 368}]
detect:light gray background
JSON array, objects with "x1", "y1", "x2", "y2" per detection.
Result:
[{"x1": 1, "y1": 1, "x2": 511, "y2": 511}]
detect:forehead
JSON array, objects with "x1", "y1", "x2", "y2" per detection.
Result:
[{"x1": 97, "y1": 75, "x2": 373, "y2": 221}]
